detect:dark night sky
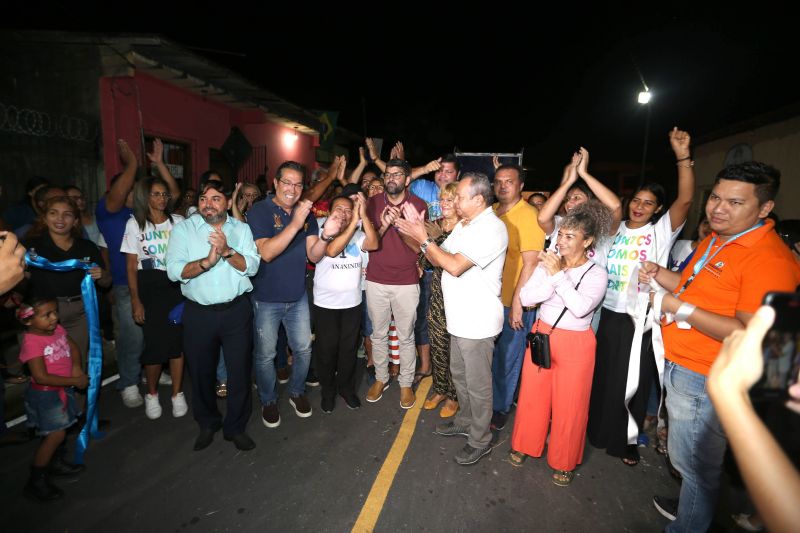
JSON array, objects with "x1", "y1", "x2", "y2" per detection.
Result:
[{"x1": 8, "y1": 4, "x2": 798, "y2": 189}]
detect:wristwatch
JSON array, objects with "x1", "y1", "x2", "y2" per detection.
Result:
[
  {"x1": 420, "y1": 238, "x2": 434, "y2": 254},
  {"x1": 222, "y1": 249, "x2": 236, "y2": 260},
  {"x1": 321, "y1": 233, "x2": 335, "y2": 242}
]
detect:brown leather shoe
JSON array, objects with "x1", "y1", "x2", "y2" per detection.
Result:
[
  {"x1": 366, "y1": 380, "x2": 387, "y2": 403},
  {"x1": 423, "y1": 393, "x2": 446, "y2": 410},
  {"x1": 439, "y1": 400, "x2": 459, "y2": 418},
  {"x1": 400, "y1": 387, "x2": 415, "y2": 409}
]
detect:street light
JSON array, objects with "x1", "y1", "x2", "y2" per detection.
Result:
[{"x1": 638, "y1": 87, "x2": 652, "y2": 184}]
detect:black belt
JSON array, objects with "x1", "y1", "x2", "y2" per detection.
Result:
[
  {"x1": 57, "y1": 295, "x2": 83, "y2": 303},
  {"x1": 187, "y1": 293, "x2": 247, "y2": 312}
]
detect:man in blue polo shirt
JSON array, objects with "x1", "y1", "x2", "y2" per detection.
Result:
[{"x1": 247, "y1": 161, "x2": 344, "y2": 428}]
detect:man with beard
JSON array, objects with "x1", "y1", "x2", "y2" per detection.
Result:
[
  {"x1": 166, "y1": 180, "x2": 260, "y2": 451},
  {"x1": 246, "y1": 161, "x2": 342, "y2": 428},
  {"x1": 364, "y1": 159, "x2": 428, "y2": 409}
]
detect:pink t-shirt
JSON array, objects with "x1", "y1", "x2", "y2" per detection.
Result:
[
  {"x1": 520, "y1": 262, "x2": 608, "y2": 331},
  {"x1": 19, "y1": 325, "x2": 73, "y2": 385}
]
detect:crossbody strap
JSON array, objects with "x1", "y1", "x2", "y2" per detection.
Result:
[{"x1": 546, "y1": 263, "x2": 595, "y2": 331}]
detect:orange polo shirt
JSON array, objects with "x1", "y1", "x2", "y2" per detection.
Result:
[
  {"x1": 493, "y1": 199, "x2": 545, "y2": 307},
  {"x1": 663, "y1": 219, "x2": 800, "y2": 376}
]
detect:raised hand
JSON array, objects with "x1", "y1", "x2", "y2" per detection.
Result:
[
  {"x1": 365, "y1": 138, "x2": 379, "y2": 161},
  {"x1": 337, "y1": 156, "x2": 347, "y2": 184},
  {"x1": 561, "y1": 152, "x2": 580, "y2": 186},
  {"x1": 358, "y1": 146, "x2": 367, "y2": 165},
  {"x1": 390, "y1": 141, "x2": 405, "y2": 160},
  {"x1": 146, "y1": 138, "x2": 164, "y2": 163},
  {"x1": 117, "y1": 139, "x2": 137, "y2": 167},
  {"x1": 576, "y1": 147, "x2": 590, "y2": 177},
  {"x1": 291, "y1": 199, "x2": 313, "y2": 229},
  {"x1": 492, "y1": 155, "x2": 501, "y2": 170},
  {"x1": 425, "y1": 220, "x2": 443, "y2": 240},
  {"x1": 423, "y1": 158, "x2": 442, "y2": 175},
  {"x1": 401, "y1": 202, "x2": 424, "y2": 224},
  {"x1": 353, "y1": 193, "x2": 367, "y2": 222},
  {"x1": 380, "y1": 205, "x2": 400, "y2": 228},
  {"x1": 208, "y1": 227, "x2": 229, "y2": 255},
  {"x1": 669, "y1": 127, "x2": 691, "y2": 160},
  {"x1": 322, "y1": 214, "x2": 344, "y2": 239},
  {"x1": 539, "y1": 250, "x2": 561, "y2": 276}
]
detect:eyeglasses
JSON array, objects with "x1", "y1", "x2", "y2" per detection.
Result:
[
  {"x1": 150, "y1": 192, "x2": 171, "y2": 198},
  {"x1": 368, "y1": 185, "x2": 384, "y2": 191},
  {"x1": 382, "y1": 172, "x2": 406, "y2": 180},
  {"x1": 242, "y1": 193, "x2": 261, "y2": 199},
  {"x1": 277, "y1": 178, "x2": 304, "y2": 190}
]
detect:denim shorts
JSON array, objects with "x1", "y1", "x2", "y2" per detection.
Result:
[{"x1": 24, "y1": 387, "x2": 80, "y2": 436}]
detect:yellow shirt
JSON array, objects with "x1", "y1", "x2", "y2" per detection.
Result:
[{"x1": 493, "y1": 199, "x2": 545, "y2": 307}]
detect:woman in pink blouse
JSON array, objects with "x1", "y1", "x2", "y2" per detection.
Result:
[{"x1": 509, "y1": 201, "x2": 611, "y2": 486}]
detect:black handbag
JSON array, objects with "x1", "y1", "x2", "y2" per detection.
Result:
[{"x1": 527, "y1": 264, "x2": 594, "y2": 369}]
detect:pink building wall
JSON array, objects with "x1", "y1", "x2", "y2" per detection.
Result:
[{"x1": 99, "y1": 72, "x2": 318, "y2": 186}]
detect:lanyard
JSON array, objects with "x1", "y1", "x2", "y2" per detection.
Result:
[{"x1": 674, "y1": 220, "x2": 763, "y2": 296}]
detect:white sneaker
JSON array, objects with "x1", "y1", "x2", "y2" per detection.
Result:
[
  {"x1": 121, "y1": 385, "x2": 144, "y2": 408},
  {"x1": 141, "y1": 373, "x2": 173, "y2": 386},
  {"x1": 144, "y1": 393, "x2": 162, "y2": 419},
  {"x1": 171, "y1": 392, "x2": 188, "y2": 418}
]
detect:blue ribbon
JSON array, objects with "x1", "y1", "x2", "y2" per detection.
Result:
[{"x1": 25, "y1": 252, "x2": 105, "y2": 464}]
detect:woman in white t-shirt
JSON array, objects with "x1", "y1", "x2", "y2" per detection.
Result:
[
  {"x1": 587, "y1": 128, "x2": 695, "y2": 466},
  {"x1": 312, "y1": 194, "x2": 378, "y2": 413},
  {"x1": 121, "y1": 177, "x2": 186, "y2": 420}
]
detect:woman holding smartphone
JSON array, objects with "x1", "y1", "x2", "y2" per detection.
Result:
[{"x1": 121, "y1": 177, "x2": 187, "y2": 420}]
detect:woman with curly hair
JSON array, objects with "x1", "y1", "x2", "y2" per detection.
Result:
[{"x1": 508, "y1": 201, "x2": 612, "y2": 486}]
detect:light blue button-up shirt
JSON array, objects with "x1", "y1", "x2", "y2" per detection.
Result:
[{"x1": 166, "y1": 214, "x2": 260, "y2": 305}]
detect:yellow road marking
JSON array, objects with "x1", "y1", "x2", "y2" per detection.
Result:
[{"x1": 352, "y1": 378, "x2": 433, "y2": 533}]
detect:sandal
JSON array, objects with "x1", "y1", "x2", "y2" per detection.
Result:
[
  {"x1": 621, "y1": 445, "x2": 640, "y2": 466},
  {"x1": 552, "y1": 469, "x2": 574, "y2": 486},
  {"x1": 216, "y1": 382, "x2": 228, "y2": 398},
  {"x1": 508, "y1": 450, "x2": 527, "y2": 467},
  {"x1": 413, "y1": 370, "x2": 432, "y2": 385}
]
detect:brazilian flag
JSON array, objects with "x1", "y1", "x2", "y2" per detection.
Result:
[{"x1": 318, "y1": 111, "x2": 339, "y2": 151}]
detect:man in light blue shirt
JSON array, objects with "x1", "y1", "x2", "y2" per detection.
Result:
[{"x1": 166, "y1": 181, "x2": 260, "y2": 452}]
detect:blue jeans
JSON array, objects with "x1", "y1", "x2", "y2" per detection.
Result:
[
  {"x1": 492, "y1": 306, "x2": 536, "y2": 414},
  {"x1": 112, "y1": 285, "x2": 144, "y2": 389},
  {"x1": 664, "y1": 360, "x2": 727, "y2": 533},
  {"x1": 253, "y1": 295, "x2": 312, "y2": 404}
]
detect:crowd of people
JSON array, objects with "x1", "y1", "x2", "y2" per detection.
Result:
[{"x1": 1, "y1": 129, "x2": 800, "y2": 533}]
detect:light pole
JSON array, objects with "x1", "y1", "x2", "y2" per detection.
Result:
[{"x1": 638, "y1": 87, "x2": 652, "y2": 185}]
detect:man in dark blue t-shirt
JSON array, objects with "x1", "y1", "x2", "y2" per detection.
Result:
[{"x1": 247, "y1": 161, "x2": 343, "y2": 428}]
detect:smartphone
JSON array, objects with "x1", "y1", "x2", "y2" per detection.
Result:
[
  {"x1": 141, "y1": 258, "x2": 155, "y2": 271},
  {"x1": 753, "y1": 291, "x2": 800, "y2": 402}
]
